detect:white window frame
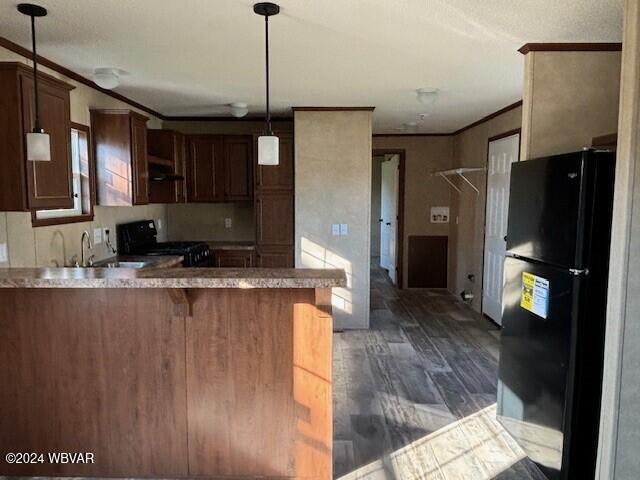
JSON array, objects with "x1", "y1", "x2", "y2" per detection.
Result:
[{"x1": 36, "y1": 128, "x2": 83, "y2": 220}]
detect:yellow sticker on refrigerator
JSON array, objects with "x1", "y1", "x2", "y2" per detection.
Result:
[{"x1": 521, "y1": 272, "x2": 550, "y2": 319}]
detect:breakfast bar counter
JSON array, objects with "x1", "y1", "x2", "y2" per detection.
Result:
[{"x1": 0, "y1": 267, "x2": 345, "y2": 479}]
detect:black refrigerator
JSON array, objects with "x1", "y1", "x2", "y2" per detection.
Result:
[{"x1": 497, "y1": 149, "x2": 616, "y2": 480}]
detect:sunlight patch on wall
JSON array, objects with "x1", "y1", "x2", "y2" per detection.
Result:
[{"x1": 300, "y1": 237, "x2": 353, "y2": 314}]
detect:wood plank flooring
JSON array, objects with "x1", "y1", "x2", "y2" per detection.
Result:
[{"x1": 333, "y1": 264, "x2": 546, "y2": 479}]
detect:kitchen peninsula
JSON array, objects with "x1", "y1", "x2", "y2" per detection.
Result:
[{"x1": 0, "y1": 267, "x2": 346, "y2": 479}]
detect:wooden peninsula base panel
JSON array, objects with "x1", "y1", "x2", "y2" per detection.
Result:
[{"x1": 0, "y1": 268, "x2": 343, "y2": 479}]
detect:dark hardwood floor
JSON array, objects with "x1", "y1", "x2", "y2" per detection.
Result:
[{"x1": 333, "y1": 263, "x2": 546, "y2": 479}]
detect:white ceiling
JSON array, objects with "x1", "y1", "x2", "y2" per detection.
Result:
[{"x1": 0, "y1": 0, "x2": 623, "y2": 133}]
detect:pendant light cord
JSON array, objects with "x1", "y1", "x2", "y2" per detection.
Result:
[
  {"x1": 264, "y1": 15, "x2": 271, "y2": 135},
  {"x1": 30, "y1": 13, "x2": 41, "y2": 132}
]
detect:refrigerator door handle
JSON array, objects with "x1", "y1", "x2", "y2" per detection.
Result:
[{"x1": 569, "y1": 268, "x2": 589, "y2": 276}]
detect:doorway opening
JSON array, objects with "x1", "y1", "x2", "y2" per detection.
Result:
[
  {"x1": 482, "y1": 129, "x2": 521, "y2": 325},
  {"x1": 371, "y1": 149, "x2": 405, "y2": 288}
]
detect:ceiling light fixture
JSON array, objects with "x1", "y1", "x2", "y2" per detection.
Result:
[
  {"x1": 416, "y1": 87, "x2": 438, "y2": 105},
  {"x1": 93, "y1": 68, "x2": 121, "y2": 90},
  {"x1": 230, "y1": 102, "x2": 249, "y2": 118},
  {"x1": 254, "y1": 2, "x2": 280, "y2": 166},
  {"x1": 18, "y1": 3, "x2": 50, "y2": 162}
]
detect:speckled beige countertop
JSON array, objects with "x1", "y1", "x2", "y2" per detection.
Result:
[
  {"x1": 0, "y1": 268, "x2": 346, "y2": 289},
  {"x1": 92, "y1": 255, "x2": 184, "y2": 269}
]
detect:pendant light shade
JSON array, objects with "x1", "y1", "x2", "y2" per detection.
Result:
[
  {"x1": 254, "y1": 2, "x2": 280, "y2": 166},
  {"x1": 26, "y1": 130, "x2": 51, "y2": 161},
  {"x1": 258, "y1": 135, "x2": 279, "y2": 166},
  {"x1": 18, "y1": 3, "x2": 51, "y2": 162}
]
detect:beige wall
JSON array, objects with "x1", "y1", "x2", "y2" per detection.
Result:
[
  {"x1": 295, "y1": 110, "x2": 372, "y2": 330},
  {"x1": 372, "y1": 136, "x2": 454, "y2": 287},
  {"x1": 167, "y1": 202, "x2": 255, "y2": 242},
  {"x1": 521, "y1": 51, "x2": 622, "y2": 160},
  {"x1": 449, "y1": 107, "x2": 523, "y2": 311},
  {"x1": 598, "y1": 1, "x2": 640, "y2": 476},
  {"x1": 0, "y1": 46, "x2": 166, "y2": 267}
]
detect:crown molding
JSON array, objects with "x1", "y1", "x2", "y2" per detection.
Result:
[
  {"x1": 373, "y1": 133, "x2": 451, "y2": 137},
  {"x1": 452, "y1": 100, "x2": 523, "y2": 136},
  {"x1": 292, "y1": 106, "x2": 376, "y2": 112},
  {"x1": 0, "y1": 36, "x2": 164, "y2": 119},
  {"x1": 518, "y1": 42, "x2": 623, "y2": 55},
  {"x1": 0, "y1": 35, "x2": 294, "y2": 124},
  {"x1": 163, "y1": 115, "x2": 292, "y2": 122}
]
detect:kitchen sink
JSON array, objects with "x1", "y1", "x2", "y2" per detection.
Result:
[{"x1": 93, "y1": 260, "x2": 148, "y2": 269}]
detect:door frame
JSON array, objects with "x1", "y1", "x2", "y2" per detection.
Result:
[
  {"x1": 480, "y1": 128, "x2": 521, "y2": 321},
  {"x1": 372, "y1": 149, "x2": 406, "y2": 288}
]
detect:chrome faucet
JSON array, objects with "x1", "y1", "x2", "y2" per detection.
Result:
[{"x1": 80, "y1": 230, "x2": 93, "y2": 267}]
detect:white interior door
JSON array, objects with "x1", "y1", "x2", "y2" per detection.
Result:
[
  {"x1": 380, "y1": 155, "x2": 399, "y2": 284},
  {"x1": 483, "y1": 133, "x2": 520, "y2": 324}
]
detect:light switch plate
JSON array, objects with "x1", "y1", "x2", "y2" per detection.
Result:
[
  {"x1": 331, "y1": 224, "x2": 340, "y2": 236},
  {"x1": 156, "y1": 218, "x2": 163, "y2": 230},
  {"x1": 224, "y1": 218, "x2": 232, "y2": 229},
  {"x1": 93, "y1": 228, "x2": 103, "y2": 244},
  {"x1": 340, "y1": 224, "x2": 349, "y2": 236},
  {"x1": 0, "y1": 243, "x2": 7, "y2": 263}
]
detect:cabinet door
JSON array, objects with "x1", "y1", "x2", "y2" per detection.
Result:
[
  {"x1": 187, "y1": 136, "x2": 224, "y2": 202},
  {"x1": 214, "y1": 251, "x2": 254, "y2": 268},
  {"x1": 255, "y1": 132, "x2": 294, "y2": 192},
  {"x1": 256, "y1": 193, "x2": 294, "y2": 246},
  {"x1": 131, "y1": 116, "x2": 149, "y2": 205},
  {"x1": 174, "y1": 133, "x2": 187, "y2": 203},
  {"x1": 224, "y1": 136, "x2": 253, "y2": 201},
  {"x1": 20, "y1": 75, "x2": 74, "y2": 209},
  {"x1": 256, "y1": 247, "x2": 294, "y2": 268}
]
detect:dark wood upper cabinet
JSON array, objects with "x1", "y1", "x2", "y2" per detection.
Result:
[
  {"x1": 0, "y1": 63, "x2": 74, "y2": 211},
  {"x1": 186, "y1": 135, "x2": 252, "y2": 203},
  {"x1": 255, "y1": 132, "x2": 294, "y2": 192},
  {"x1": 91, "y1": 110, "x2": 149, "y2": 206},
  {"x1": 174, "y1": 133, "x2": 187, "y2": 203},
  {"x1": 224, "y1": 136, "x2": 253, "y2": 201},
  {"x1": 186, "y1": 135, "x2": 224, "y2": 203},
  {"x1": 147, "y1": 129, "x2": 186, "y2": 204},
  {"x1": 130, "y1": 116, "x2": 149, "y2": 205}
]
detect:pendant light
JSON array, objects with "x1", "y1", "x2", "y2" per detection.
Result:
[
  {"x1": 18, "y1": 3, "x2": 50, "y2": 162},
  {"x1": 254, "y1": 2, "x2": 280, "y2": 166}
]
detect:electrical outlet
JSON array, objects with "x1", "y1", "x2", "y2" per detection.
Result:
[
  {"x1": 0, "y1": 243, "x2": 7, "y2": 263},
  {"x1": 331, "y1": 224, "x2": 340, "y2": 236},
  {"x1": 93, "y1": 228, "x2": 103, "y2": 244},
  {"x1": 340, "y1": 224, "x2": 349, "y2": 236},
  {"x1": 224, "y1": 218, "x2": 232, "y2": 229},
  {"x1": 156, "y1": 218, "x2": 163, "y2": 230}
]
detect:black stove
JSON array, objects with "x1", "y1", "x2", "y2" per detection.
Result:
[{"x1": 117, "y1": 220, "x2": 212, "y2": 267}]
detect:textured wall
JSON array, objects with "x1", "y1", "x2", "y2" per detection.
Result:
[
  {"x1": 372, "y1": 136, "x2": 454, "y2": 287},
  {"x1": 295, "y1": 110, "x2": 372, "y2": 330},
  {"x1": 0, "y1": 45, "x2": 166, "y2": 267},
  {"x1": 521, "y1": 51, "x2": 621, "y2": 160},
  {"x1": 449, "y1": 107, "x2": 523, "y2": 311},
  {"x1": 167, "y1": 202, "x2": 255, "y2": 242},
  {"x1": 598, "y1": 1, "x2": 640, "y2": 477}
]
